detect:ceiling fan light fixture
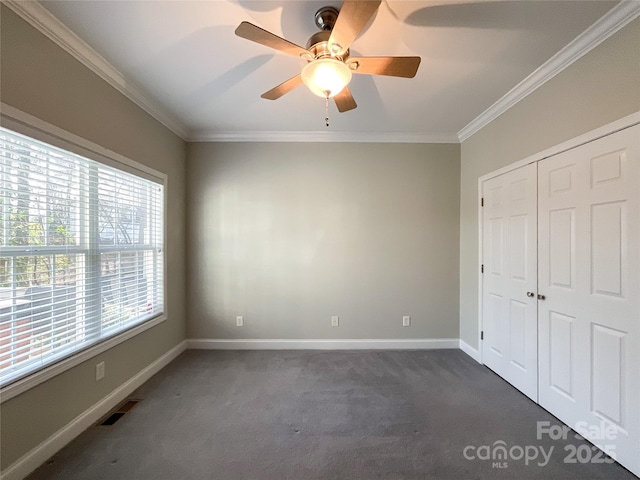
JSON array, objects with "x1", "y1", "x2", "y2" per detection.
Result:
[{"x1": 301, "y1": 58, "x2": 352, "y2": 98}]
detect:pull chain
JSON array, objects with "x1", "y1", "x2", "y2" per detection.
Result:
[{"x1": 324, "y1": 91, "x2": 330, "y2": 127}]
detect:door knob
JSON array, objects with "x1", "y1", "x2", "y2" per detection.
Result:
[
  {"x1": 537, "y1": 294, "x2": 546, "y2": 300},
  {"x1": 526, "y1": 292, "x2": 535, "y2": 297}
]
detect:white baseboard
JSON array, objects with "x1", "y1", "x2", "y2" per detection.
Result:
[
  {"x1": 1, "y1": 340, "x2": 187, "y2": 480},
  {"x1": 187, "y1": 338, "x2": 460, "y2": 350},
  {"x1": 459, "y1": 339, "x2": 482, "y2": 363}
]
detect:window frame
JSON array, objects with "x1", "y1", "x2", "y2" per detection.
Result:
[{"x1": 0, "y1": 104, "x2": 167, "y2": 403}]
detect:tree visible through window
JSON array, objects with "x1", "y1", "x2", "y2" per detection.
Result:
[{"x1": 0, "y1": 127, "x2": 164, "y2": 387}]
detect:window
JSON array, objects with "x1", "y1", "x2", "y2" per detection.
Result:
[{"x1": 0, "y1": 126, "x2": 164, "y2": 388}]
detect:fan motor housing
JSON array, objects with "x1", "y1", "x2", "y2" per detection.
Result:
[
  {"x1": 306, "y1": 6, "x2": 349, "y2": 62},
  {"x1": 306, "y1": 30, "x2": 349, "y2": 61}
]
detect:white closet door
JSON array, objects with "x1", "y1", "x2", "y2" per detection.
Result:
[
  {"x1": 482, "y1": 163, "x2": 538, "y2": 401},
  {"x1": 538, "y1": 124, "x2": 639, "y2": 476}
]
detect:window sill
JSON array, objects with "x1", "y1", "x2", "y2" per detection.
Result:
[{"x1": 0, "y1": 313, "x2": 166, "y2": 404}]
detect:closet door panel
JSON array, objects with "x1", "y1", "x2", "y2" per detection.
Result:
[
  {"x1": 538, "y1": 124, "x2": 639, "y2": 476},
  {"x1": 482, "y1": 163, "x2": 538, "y2": 401}
]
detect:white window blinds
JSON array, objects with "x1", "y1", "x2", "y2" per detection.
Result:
[{"x1": 0, "y1": 127, "x2": 164, "y2": 387}]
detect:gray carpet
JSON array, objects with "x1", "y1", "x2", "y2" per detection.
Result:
[{"x1": 28, "y1": 349, "x2": 636, "y2": 479}]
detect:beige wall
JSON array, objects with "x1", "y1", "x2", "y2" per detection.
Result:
[
  {"x1": 187, "y1": 142, "x2": 460, "y2": 340},
  {"x1": 0, "y1": 6, "x2": 186, "y2": 470},
  {"x1": 459, "y1": 18, "x2": 640, "y2": 350}
]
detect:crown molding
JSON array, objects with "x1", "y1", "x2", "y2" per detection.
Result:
[
  {"x1": 188, "y1": 130, "x2": 460, "y2": 143},
  {"x1": 3, "y1": 0, "x2": 189, "y2": 140},
  {"x1": 457, "y1": 0, "x2": 640, "y2": 143}
]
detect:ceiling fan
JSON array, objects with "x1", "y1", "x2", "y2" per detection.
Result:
[{"x1": 235, "y1": 1, "x2": 421, "y2": 120}]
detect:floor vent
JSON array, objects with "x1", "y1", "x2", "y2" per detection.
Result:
[{"x1": 98, "y1": 399, "x2": 140, "y2": 426}]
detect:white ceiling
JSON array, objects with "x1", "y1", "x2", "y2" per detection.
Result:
[{"x1": 33, "y1": 0, "x2": 622, "y2": 141}]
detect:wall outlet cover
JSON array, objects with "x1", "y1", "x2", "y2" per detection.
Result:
[{"x1": 96, "y1": 361, "x2": 105, "y2": 381}]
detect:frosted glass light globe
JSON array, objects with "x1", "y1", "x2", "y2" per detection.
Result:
[{"x1": 301, "y1": 58, "x2": 352, "y2": 98}]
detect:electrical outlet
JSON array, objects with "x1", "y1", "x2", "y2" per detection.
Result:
[
  {"x1": 402, "y1": 316, "x2": 411, "y2": 327},
  {"x1": 236, "y1": 316, "x2": 244, "y2": 327},
  {"x1": 331, "y1": 315, "x2": 339, "y2": 327},
  {"x1": 96, "y1": 361, "x2": 105, "y2": 381}
]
